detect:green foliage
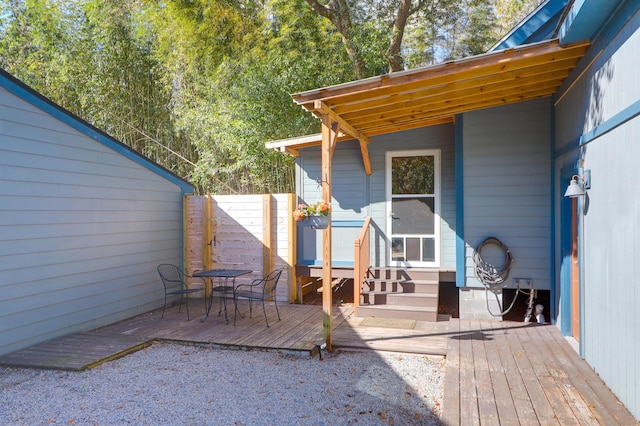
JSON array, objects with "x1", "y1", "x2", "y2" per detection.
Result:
[{"x1": 0, "y1": 0, "x2": 543, "y2": 195}]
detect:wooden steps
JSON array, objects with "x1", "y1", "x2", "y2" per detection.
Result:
[{"x1": 357, "y1": 267, "x2": 440, "y2": 322}]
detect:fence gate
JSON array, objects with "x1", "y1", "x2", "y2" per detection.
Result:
[{"x1": 184, "y1": 194, "x2": 296, "y2": 302}]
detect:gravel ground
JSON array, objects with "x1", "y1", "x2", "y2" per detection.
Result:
[{"x1": 0, "y1": 343, "x2": 445, "y2": 425}]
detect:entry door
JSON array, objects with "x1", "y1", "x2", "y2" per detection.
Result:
[
  {"x1": 570, "y1": 198, "x2": 580, "y2": 341},
  {"x1": 560, "y1": 174, "x2": 581, "y2": 342},
  {"x1": 386, "y1": 150, "x2": 440, "y2": 267}
]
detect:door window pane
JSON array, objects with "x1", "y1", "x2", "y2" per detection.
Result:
[
  {"x1": 422, "y1": 238, "x2": 435, "y2": 262},
  {"x1": 406, "y1": 238, "x2": 420, "y2": 262},
  {"x1": 391, "y1": 197, "x2": 435, "y2": 234},
  {"x1": 391, "y1": 237, "x2": 404, "y2": 261},
  {"x1": 392, "y1": 156, "x2": 435, "y2": 194}
]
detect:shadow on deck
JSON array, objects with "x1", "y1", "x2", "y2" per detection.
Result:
[
  {"x1": 0, "y1": 301, "x2": 449, "y2": 371},
  {"x1": 442, "y1": 319, "x2": 638, "y2": 425},
  {"x1": 1, "y1": 304, "x2": 636, "y2": 424}
]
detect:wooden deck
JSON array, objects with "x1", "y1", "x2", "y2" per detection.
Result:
[
  {"x1": 442, "y1": 319, "x2": 638, "y2": 425},
  {"x1": 0, "y1": 301, "x2": 449, "y2": 370},
  {"x1": 1, "y1": 304, "x2": 637, "y2": 424}
]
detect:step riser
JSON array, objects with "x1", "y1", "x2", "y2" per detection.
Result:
[
  {"x1": 387, "y1": 294, "x2": 437, "y2": 307},
  {"x1": 368, "y1": 269, "x2": 439, "y2": 282},
  {"x1": 357, "y1": 305, "x2": 439, "y2": 322},
  {"x1": 362, "y1": 293, "x2": 437, "y2": 307},
  {"x1": 359, "y1": 267, "x2": 441, "y2": 322},
  {"x1": 364, "y1": 282, "x2": 438, "y2": 293}
]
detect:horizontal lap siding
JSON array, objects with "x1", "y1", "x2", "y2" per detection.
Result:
[
  {"x1": 463, "y1": 99, "x2": 552, "y2": 290},
  {"x1": 297, "y1": 128, "x2": 455, "y2": 268},
  {"x1": 299, "y1": 141, "x2": 368, "y2": 220},
  {"x1": 298, "y1": 142, "x2": 368, "y2": 264},
  {"x1": 368, "y1": 125, "x2": 456, "y2": 268},
  {"x1": 0, "y1": 87, "x2": 185, "y2": 356},
  {"x1": 555, "y1": 11, "x2": 640, "y2": 417}
]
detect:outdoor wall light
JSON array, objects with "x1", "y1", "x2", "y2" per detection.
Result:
[{"x1": 564, "y1": 170, "x2": 591, "y2": 198}]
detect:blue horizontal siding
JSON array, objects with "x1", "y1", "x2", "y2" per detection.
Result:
[
  {"x1": 0, "y1": 84, "x2": 186, "y2": 356},
  {"x1": 462, "y1": 99, "x2": 552, "y2": 290}
]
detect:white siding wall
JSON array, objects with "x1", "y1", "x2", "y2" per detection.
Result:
[
  {"x1": 463, "y1": 99, "x2": 552, "y2": 291},
  {"x1": 555, "y1": 11, "x2": 640, "y2": 418},
  {"x1": 0, "y1": 87, "x2": 186, "y2": 356}
]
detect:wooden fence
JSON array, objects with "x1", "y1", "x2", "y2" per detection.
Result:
[{"x1": 184, "y1": 194, "x2": 297, "y2": 303}]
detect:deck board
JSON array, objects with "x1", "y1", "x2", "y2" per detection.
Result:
[
  {"x1": 0, "y1": 333, "x2": 152, "y2": 371},
  {"x1": 0, "y1": 302, "x2": 448, "y2": 371},
  {"x1": 473, "y1": 321, "x2": 500, "y2": 425},
  {"x1": 442, "y1": 317, "x2": 461, "y2": 426},
  {"x1": 331, "y1": 316, "x2": 449, "y2": 355},
  {"x1": 1, "y1": 305, "x2": 637, "y2": 425},
  {"x1": 442, "y1": 319, "x2": 638, "y2": 425}
]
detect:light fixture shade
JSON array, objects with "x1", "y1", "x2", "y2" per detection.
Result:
[{"x1": 564, "y1": 178, "x2": 586, "y2": 197}]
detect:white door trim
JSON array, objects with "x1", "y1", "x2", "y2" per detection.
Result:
[{"x1": 385, "y1": 149, "x2": 441, "y2": 267}]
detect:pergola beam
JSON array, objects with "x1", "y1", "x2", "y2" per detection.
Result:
[{"x1": 313, "y1": 101, "x2": 371, "y2": 176}]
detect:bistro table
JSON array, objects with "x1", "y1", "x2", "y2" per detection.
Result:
[{"x1": 193, "y1": 269, "x2": 252, "y2": 323}]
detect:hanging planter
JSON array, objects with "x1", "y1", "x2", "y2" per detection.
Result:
[
  {"x1": 308, "y1": 214, "x2": 330, "y2": 229},
  {"x1": 293, "y1": 200, "x2": 331, "y2": 230}
]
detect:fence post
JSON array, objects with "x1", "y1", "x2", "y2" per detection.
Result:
[{"x1": 262, "y1": 194, "x2": 273, "y2": 277}]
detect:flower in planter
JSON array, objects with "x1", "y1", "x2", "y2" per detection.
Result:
[{"x1": 293, "y1": 200, "x2": 331, "y2": 221}]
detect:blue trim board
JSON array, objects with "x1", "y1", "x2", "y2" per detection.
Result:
[
  {"x1": 491, "y1": 0, "x2": 568, "y2": 50},
  {"x1": 0, "y1": 69, "x2": 194, "y2": 195},
  {"x1": 555, "y1": 97, "x2": 640, "y2": 158},
  {"x1": 559, "y1": 176, "x2": 573, "y2": 335},
  {"x1": 454, "y1": 115, "x2": 465, "y2": 288},
  {"x1": 331, "y1": 220, "x2": 365, "y2": 228},
  {"x1": 558, "y1": 0, "x2": 631, "y2": 44},
  {"x1": 559, "y1": 164, "x2": 580, "y2": 337},
  {"x1": 549, "y1": 102, "x2": 557, "y2": 324}
]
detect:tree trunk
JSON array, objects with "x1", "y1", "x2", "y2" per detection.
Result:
[
  {"x1": 305, "y1": 0, "x2": 366, "y2": 79},
  {"x1": 388, "y1": 0, "x2": 412, "y2": 72}
]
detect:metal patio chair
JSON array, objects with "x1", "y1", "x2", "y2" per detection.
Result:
[
  {"x1": 233, "y1": 268, "x2": 284, "y2": 327},
  {"x1": 157, "y1": 263, "x2": 205, "y2": 321}
]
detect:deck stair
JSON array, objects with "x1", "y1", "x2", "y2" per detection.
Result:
[{"x1": 357, "y1": 267, "x2": 440, "y2": 322}]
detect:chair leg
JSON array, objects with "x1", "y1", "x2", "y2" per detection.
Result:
[
  {"x1": 262, "y1": 299, "x2": 269, "y2": 327},
  {"x1": 185, "y1": 294, "x2": 190, "y2": 321},
  {"x1": 274, "y1": 297, "x2": 281, "y2": 321},
  {"x1": 162, "y1": 294, "x2": 168, "y2": 319},
  {"x1": 233, "y1": 295, "x2": 238, "y2": 326}
]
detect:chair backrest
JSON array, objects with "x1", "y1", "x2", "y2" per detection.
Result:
[
  {"x1": 261, "y1": 268, "x2": 284, "y2": 296},
  {"x1": 157, "y1": 264, "x2": 187, "y2": 292}
]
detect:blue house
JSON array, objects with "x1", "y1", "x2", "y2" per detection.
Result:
[
  {"x1": 268, "y1": 0, "x2": 640, "y2": 418},
  {"x1": 0, "y1": 69, "x2": 194, "y2": 356}
]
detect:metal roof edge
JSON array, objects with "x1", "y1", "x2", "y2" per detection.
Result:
[
  {"x1": 0, "y1": 68, "x2": 194, "y2": 195},
  {"x1": 291, "y1": 39, "x2": 566, "y2": 101},
  {"x1": 490, "y1": 0, "x2": 569, "y2": 51}
]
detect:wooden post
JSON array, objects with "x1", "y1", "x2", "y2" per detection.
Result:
[
  {"x1": 183, "y1": 194, "x2": 190, "y2": 276},
  {"x1": 288, "y1": 193, "x2": 298, "y2": 304},
  {"x1": 262, "y1": 194, "x2": 273, "y2": 276},
  {"x1": 202, "y1": 194, "x2": 214, "y2": 298},
  {"x1": 321, "y1": 114, "x2": 333, "y2": 349}
]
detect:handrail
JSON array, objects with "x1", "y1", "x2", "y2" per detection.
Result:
[{"x1": 353, "y1": 217, "x2": 371, "y2": 314}]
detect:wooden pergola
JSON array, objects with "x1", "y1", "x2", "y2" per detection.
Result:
[{"x1": 267, "y1": 39, "x2": 589, "y2": 349}]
